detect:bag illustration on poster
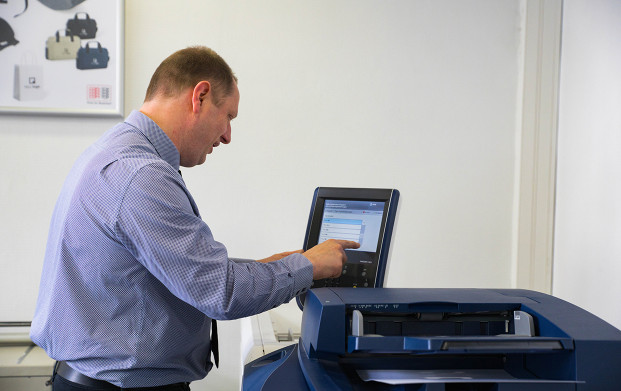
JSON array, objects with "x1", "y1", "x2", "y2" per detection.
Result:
[
  {"x1": 0, "y1": 17, "x2": 19, "y2": 51},
  {"x1": 13, "y1": 53, "x2": 45, "y2": 101},
  {"x1": 76, "y1": 41, "x2": 109, "y2": 70},
  {"x1": 45, "y1": 29, "x2": 80, "y2": 60},
  {"x1": 66, "y1": 12, "x2": 97, "y2": 39},
  {"x1": 38, "y1": 0, "x2": 86, "y2": 11}
]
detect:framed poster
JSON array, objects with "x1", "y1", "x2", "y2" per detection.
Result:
[{"x1": 0, "y1": 0, "x2": 123, "y2": 116}]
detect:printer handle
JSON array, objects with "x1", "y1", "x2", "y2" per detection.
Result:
[{"x1": 348, "y1": 335, "x2": 573, "y2": 354}]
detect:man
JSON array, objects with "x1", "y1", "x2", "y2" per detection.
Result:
[{"x1": 30, "y1": 46, "x2": 358, "y2": 390}]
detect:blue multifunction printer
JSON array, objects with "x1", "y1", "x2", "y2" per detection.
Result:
[
  {"x1": 243, "y1": 188, "x2": 621, "y2": 389},
  {"x1": 243, "y1": 288, "x2": 621, "y2": 390}
]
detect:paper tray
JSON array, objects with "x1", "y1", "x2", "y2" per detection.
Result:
[{"x1": 357, "y1": 369, "x2": 582, "y2": 385}]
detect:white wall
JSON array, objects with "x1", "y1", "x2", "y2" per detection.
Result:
[
  {"x1": 553, "y1": 0, "x2": 621, "y2": 330},
  {"x1": 173, "y1": 0, "x2": 523, "y2": 289},
  {"x1": 1, "y1": 1, "x2": 529, "y2": 389}
]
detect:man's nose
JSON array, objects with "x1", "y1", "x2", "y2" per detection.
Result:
[{"x1": 221, "y1": 125, "x2": 232, "y2": 144}]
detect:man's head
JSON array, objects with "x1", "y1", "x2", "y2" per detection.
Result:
[
  {"x1": 141, "y1": 46, "x2": 239, "y2": 167},
  {"x1": 144, "y1": 46, "x2": 237, "y2": 106}
]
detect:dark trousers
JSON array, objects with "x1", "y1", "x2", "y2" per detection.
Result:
[{"x1": 52, "y1": 373, "x2": 191, "y2": 391}]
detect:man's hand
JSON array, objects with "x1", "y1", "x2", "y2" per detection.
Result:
[{"x1": 303, "y1": 239, "x2": 360, "y2": 280}]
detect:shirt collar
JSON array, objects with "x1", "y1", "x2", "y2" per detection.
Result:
[{"x1": 125, "y1": 110, "x2": 181, "y2": 171}]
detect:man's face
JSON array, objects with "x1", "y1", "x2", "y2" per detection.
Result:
[{"x1": 184, "y1": 84, "x2": 239, "y2": 167}]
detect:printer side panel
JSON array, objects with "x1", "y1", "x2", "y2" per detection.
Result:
[
  {"x1": 301, "y1": 288, "x2": 347, "y2": 358},
  {"x1": 501, "y1": 289, "x2": 621, "y2": 389},
  {"x1": 573, "y1": 339, "x2": 621, "y2": 390}
]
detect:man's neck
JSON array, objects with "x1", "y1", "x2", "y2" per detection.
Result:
[{"x1": 139, "y1": 94, "x2": 192, "y2": 154}]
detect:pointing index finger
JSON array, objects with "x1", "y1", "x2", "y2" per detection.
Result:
[{"x1": 334, "y1": 240, "x2": 360, "y2": 250}]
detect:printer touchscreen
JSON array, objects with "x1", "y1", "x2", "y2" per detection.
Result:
[
  {"x1": 318, "y1": 199, "x2": 385, "y2": 264},
  {"x1": 300, "y1": 187, "x2": 399, "y2": 298}
]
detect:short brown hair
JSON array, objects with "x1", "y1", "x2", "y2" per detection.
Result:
[{"x1": 144, "y1": 46, "x2": 237, "y2": 105}]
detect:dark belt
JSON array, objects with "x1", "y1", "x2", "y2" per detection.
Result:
[
  {"x1": 55, "y1": 361, "x2": 190, "y2": 390},
  {"x1": 56, "y1": 361, "x2": 119, "y2": 389}
]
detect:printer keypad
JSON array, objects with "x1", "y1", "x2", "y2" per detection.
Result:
[{"x1": 312, "y1": 263, "x2": 377, "y2": 288}]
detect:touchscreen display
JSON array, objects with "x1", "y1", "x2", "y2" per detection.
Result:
[
  {"x1": 298, "y1": 187, "x2": 399, "y2": 304},
  {"x1": 318, "y1": 199, "x2": 385, "y2": 264}
]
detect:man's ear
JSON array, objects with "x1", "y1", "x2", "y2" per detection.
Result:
[{"x1": 191, "y1": 81, "x2": 211, "y2": 113}]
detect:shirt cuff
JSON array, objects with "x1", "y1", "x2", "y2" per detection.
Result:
[{"x1": 282, "y1": 253, "x2": 314, "y2": 297}]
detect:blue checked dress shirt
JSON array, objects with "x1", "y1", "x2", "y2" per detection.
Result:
[{"x1": 30, "y1": 110, "x2": 313, "y2": 388}]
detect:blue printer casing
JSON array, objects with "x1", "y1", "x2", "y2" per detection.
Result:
[{"x1": 243, "y1": 288, "x2": 621, "y2": 390}]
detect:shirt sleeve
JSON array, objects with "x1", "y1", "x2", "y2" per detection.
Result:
[{"x1": 114, "y1": 162, "x2": 313, "y2": 320}]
